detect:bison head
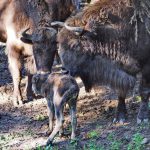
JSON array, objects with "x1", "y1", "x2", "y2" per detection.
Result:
[
  {"x1": 21, "y1": 27, "x2": 57, "y2": 74},
  {"x1": 56, "y1": 24, "x2": 94, "y2": 92}
]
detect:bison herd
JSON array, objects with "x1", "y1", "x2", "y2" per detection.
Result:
[{"x1": 0, "y1": 0, "x2": 150, "y2": 146}]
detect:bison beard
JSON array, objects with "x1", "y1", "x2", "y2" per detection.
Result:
[{"x1": 56, "y1": 0, "x2": 150, "y2": 124}]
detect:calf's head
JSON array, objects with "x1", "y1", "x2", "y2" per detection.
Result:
[
  {"x1": 21, "y1": 27, "x2": 57, "y2": 73},
  {"x1": 32, "y1": 73, "x2": 49, "y2": 96}
]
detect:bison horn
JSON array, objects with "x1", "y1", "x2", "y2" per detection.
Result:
[
  {"x1": 64, "y1": 23, "x2": 84, "y2": 33},
  {"x1": 51, "y1": 21, "x2": 65, "y2": 27},
  {"x1": 21, "y1": 28, "x2": 33, "y2": 44},
  {"x1": 51, "y1": 21, "x2": 84, "y2": 34},
  {"x1": 22, "y1": 28, "x2": 32, "y2": 40}
]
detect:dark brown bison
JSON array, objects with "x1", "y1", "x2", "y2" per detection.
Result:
[
  {"x1": 32, "y1": 72, "x2": 79, "y2": 145},
  {"x1": 0, "y1": 0, "x2": 75, "y2": 106},
  {"x1": 51, "y1": 0, "x2": 150, "y2": 123}
]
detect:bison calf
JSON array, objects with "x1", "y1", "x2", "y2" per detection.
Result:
[{"x1": 32, "y1": 72, "x2": 79, "y2": 145}]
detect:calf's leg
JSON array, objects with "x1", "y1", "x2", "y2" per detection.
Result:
[
  {"x1": 46, "y1": 103, "x2": 63, "y2": 145},
  {"x1": 69, "y1": 99, "x2": 77, "y2": 140},
  {"x1": 47, "y1": 100, "x2": 54, "y2": 132}
]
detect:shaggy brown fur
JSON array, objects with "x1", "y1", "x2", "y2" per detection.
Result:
[
  {"x1": 57, "y1": 0, "x2": 150, "y2": 123},
  {"x1": 0, "y1": 0, "x2": 75, "y2": 106},
  {"x1": 32, "y1": 72, "x2": 79, "y2": 145}
]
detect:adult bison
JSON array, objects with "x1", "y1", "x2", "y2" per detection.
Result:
[
  {"x1": 51, "y1": 0, "x2": 150, "y2": 123},
  {"x1": 0, "y1": 0, "x2": 75, "y2": 106}
]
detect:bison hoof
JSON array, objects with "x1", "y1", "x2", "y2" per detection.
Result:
[
  {"x1": 13, "y1": 97, "x2": 23, "y2": 107},
  {"x1": 27, "y1": 96, "x2": 33, "y2": 101},
  {"x1": 137, "y1": 101, "x2": 149, "y2": 124},
  {"x1": 113, "y1": 112, "x2": 127, "y2": 124},
  {"x1": 113, "y1": 118, "x2": 126, "y2": 124}
]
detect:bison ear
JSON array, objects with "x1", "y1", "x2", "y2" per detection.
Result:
[
  {"x1": 81, "y1": 31, "x2": 97, "y2": 40},
  {"x1": 20, "y1": 28, "x2": 33, "y2": 44}
]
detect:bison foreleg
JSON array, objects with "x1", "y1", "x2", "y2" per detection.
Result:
[
  {"x1": 137, "y1": 87, "x2": 150, "y2": 124},
  {"x1": 8, "y1": 48, "x2": 23, "y2": 106},
  {"x1": 132, "y1": 73, "x2": 142, "y2": 102},
  {"x1": 24, "y1": 74, "x2": 34, "y2": 101},
  {"x1": 113, "y1": 95, "x2": 127, "y2": 124}
]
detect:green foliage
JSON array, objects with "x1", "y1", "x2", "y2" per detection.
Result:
[
  {"x1": 35, "y1": 114, "x2": 47, "y2": 121},
  {"x1": 127, "y1": 133, "x2": 145, "y2": 150},
  {"x1": 84, "y1": 139, "x2": 105, "y2": 150},
  {"x1": 107, "y1": 133, "x2": 114, "y2": 141},
  {"x1": 135, "y1": 96, "x2": 141, "y2": 102},
  {"x1": 110, "y1": 140, "x2": 121, "y2": 150},
  {"x1": 107, "y1": 133, "x2": 121, "y2": 150},
  {"x1": 87, "y1": 130, "x2": 99, "y2": 138}
]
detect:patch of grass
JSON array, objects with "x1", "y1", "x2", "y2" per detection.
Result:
[
  {"x1": 127, "y1": 133, "x2": 145, "y2": 150},
  {"x1": 135, "y1": 96, "x2": 141, "y2": 102},
  {"x1": 110, "y1": 140, "x2": 121, "y2": 150},
  {"x1": 87, "y1": 130, "x2": 99, "y2": 138},
  {"x1": 35, "y1": 114, "x2": 47, "y2": 121},
  {"x1": 84, "y1": 139, "x2": 105, "y2": 150},
  {"x1": 107, "y1": 133, "x2": 121, "y2": 150},
  {"x1": 107, "y1": 132, "x2": 115, "y2": 141}
]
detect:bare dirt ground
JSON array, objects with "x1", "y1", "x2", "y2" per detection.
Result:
[{"x1": 0, "y1": 46, "x2": 150, "y2": 150}]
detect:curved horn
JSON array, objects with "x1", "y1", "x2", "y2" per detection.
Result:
[
  {"x1": 51, "y1": 21, "x2": 84, "y2": 34},
  {"x1": 22, "y1": 28, "x2": 32, "y2": 40},
  {"x1": 51, "y1": 21, "x2": 65, "y2": 27},
  {"x1": 64, "y1": 23, "x2": 84, "y2": 33},
  {"x1": 21, "y1": 28, "x2": 33, "y2": 44}
]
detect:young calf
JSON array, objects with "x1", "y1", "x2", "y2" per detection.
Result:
[{"x1": 32, "y1": 72, "x2": 79, "y2": 145}]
